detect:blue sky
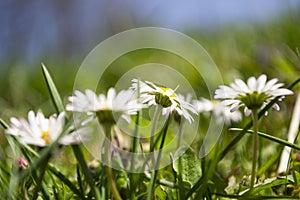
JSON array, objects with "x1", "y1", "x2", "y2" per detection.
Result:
[
  {"x1": 127, "y1": 0, "x2": 299, "y2": 29},
  {"x1": 0, "y1": 0, "x2": 299, "y2": 63}
]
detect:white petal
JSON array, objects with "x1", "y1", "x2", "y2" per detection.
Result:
[
  {"x1": 272, "y1": 103, "x2": 280, "y2": 111},
  {"x1": 221, "y1": 99, "x2": 240, "y2": 106},
  {"x1": 247, "y1": 76, "x2": 256, "y2": 91},
  {"x1": 244, "y1": 107, "x2": 252, "y2": 116},
  {"x1": 60, "y1": 127, "x2": 91, "y2": 145},
  {"x1": 107, "y1": 88, "x2": 116, "y2": 107},
  {"x1": 269, "y1": 88, "x2": 293, "y2": 97},
  {"x1": 256, "y1": 74, "x2": 267, "y2": 92},
  {"x1": 235, "y1": 79, "x2": 250, "y2": 93},
  {"x1": 262, "y1": 78, "x2": 278, "y2": 92},
  {"x1": 215, "y1": 86, "x2": 238, "y2": 99},
  {"x1": 230, "y1": 102, "x2": 241, "y2": 112},
  {"x1": 28, "y1": 111, "x2": 41, "y2": 137}
]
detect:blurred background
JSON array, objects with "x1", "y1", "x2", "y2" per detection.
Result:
[
  {"x1": 1, "y1": 0, "x2": 300, "y2": 185},
  {"x1": 0, "y1": 0, "x2": 299, "y2": 118}
]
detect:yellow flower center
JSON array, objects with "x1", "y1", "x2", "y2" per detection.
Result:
[
  {"x1": 41, "y1": 130, "x2": 51, "y2": 144},
  {"x1": 211, "y1": 100, "x2": 220, "y2": 105},
  {"x1": 100, "y1": 102, "x2": 109, "y2": 110},
  {"x1": 160, "y1": 87, "x2": 177, "y2": 98}
]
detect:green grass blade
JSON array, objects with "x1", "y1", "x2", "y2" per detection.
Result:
[
  {"x1": 41, "y1": 63, "x2": 65, "y2": 114},
  {"x1": 20, "y1": 140, "x2": 84, "y2": 198},
  {"x1": 72, "y1": 145, "x2": 101, "y2": 200},
  {"x1": 230, "y1": 128, "x2": 300, "y2": 151},
  {"x1": 48, "y1": 165, "x2": 84, "y2": 199},
  {"x1": 42, "y1": 63, "x2": 100, "y2": 199},
  {"x1": 0, "y1": 118, "x2": 9, "y2": 129}
]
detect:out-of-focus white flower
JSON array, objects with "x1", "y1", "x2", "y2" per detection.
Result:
[
  {"x1": 5, "y1": 111, "x2": 89, "y2": 147},
  {"x1": 193, "y1": 98, "x2": 242, "y2": 124},
  {"x1": 214, "y1": 74, "x2": 293, "y2": 116},
  {"x1": 131, "y1": 79, "x2": 197, "y2": 123},
  {"x1": 66, "y1": 88, "x2": 143, "y2": 124}
]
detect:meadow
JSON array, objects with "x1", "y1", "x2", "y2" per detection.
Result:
[{"x1": 0, "y1": 9, "x2": 300, "y2": 200}]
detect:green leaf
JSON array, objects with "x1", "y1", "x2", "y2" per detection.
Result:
[
  {"x1": 172, "y1": 145, "x2": 202, "y2": 186},
  {"x1": 293, "y1": 171, "x2": 300, "y2": 186},
  {"x1": 41, "y1": 63, "x2": 65, "y2": 114},
  {"x1": 241, "y1": 175, "x2": 294, "y2": 196},
  {"x1": 41, "y1": 63, "x2": 100, "y2": 199},
  {"x1": 155, "y1": 185, "x2": 167, "y2": 200}
]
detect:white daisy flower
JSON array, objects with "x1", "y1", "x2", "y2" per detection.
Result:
[
  {"x1": 5, "y1": 111, "x2": 89, "y2": 147},
  {"x1": 214, "y1": 74, "x2": 293, "y2": 116},
  {"x1": 66, "y1": 88, "x2": 143, "y2": 124},
  {"x1": 193, "y1": 98, "x2": 242, "y2": 124},
  {"x1": 131, "y1": 79, "x2": 197, "y2": 123}
]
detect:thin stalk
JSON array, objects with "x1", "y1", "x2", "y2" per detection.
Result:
[
  {"x1": 32, "y1": 155, "x2": 51, "y2": 200},
  {"x1": 150, "y1": 106, "x2": 162, "y2": 150},
  {"x1": 150, "y1": 106, "x2": 162, "y2": 167},
  {"x1": 130, "y1": 114, "x2": 141, "y2": 168},
  {"x1": 129, "y1": 111, "x2": 141, "y2": 197},
  {"x1": 278, "y1": 92, "x2": 300, "y2": 174},
  {"x1": 72, "y1": 145, "x2": 101, "y2": 199},
  {"x1": 250, "y1": 109, "x2": 259, "y2": 190},
  {"x1": 258, "y1": 137, "x2": 263, "y2": 171},
  {"x1": 103, "y1": 124, "x2": 122, "y2": 200},
  {"x1": 132, "y1": 77, "x2": 141, "y2": 165},
  {"x1": 147, "y1": 116, "x2": 170, "y2": 200},
  {"x1": 176, "y1": 119, "x2": 185, "y2": 149}
]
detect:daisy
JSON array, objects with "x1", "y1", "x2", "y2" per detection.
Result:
[
  {"x1": 214, "y1": 74, "x2": 293, "y2": 116},
  {"x1": 131, "y1": 79, "x2": 197, "y2": 123},
  {"x1": 176, "y1": 94, "x2": 198, "y2": 124},
  {"x1": 66, "y1": 88, "x2": 143, "y2": 124},
  {"x1": 193, "y1": 98, "x2": 242, "y2": 124},
  {"x1": 215, "y1": 74, "x2": 293, "y2": 190},
  {"x1": 5, "y1": 111, "x2": 89, "y2": 147}
]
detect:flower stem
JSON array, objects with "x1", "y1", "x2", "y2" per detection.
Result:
[
  {"x1": 147, "y1": 116, "x2": 170, "y2": 200},
  {"x1": 129, "y1": 111, "x2": 141, "y2": 198},
  {"x1": 250, "y1": 109, "x2": 259, "y2": 190},
  {"x1": 176, "y1": 119, "x2": 185, "y2": 149},
  {"x1": 103, "y1": 124, "x2": 122, "y2": 200},
  {"x1": 150, "y1": 106, "x2": 162, "y2": 166},
  {"x1": 32, "y1": 155, "x2": 51, "y2": 200}
]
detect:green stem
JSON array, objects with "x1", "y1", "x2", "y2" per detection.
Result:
[
  {"x1": 32, "y1": 155, "x2": 51, "y2": 200},
  {"x1": 150, "y1": 106, "x2": 162, "y2": 167},
  {"x1": 129, "y1": 111, "x2": 141, "y2": 197},
  {"x1": 250, "y1": 109, "x2": 259, "y2": 190},
  {"x1": 147, "y1": 116, "x2": 170, "y2": 200},
  {"x1": 150, "y1": 106, "x2": 161, "y2": 150},
  {"x1": 72, "y1": 145, "x2": 101, "y2": 199},
  {"x1": 103, "y1": 124, "x2": 122, "y2": 200},
  {"x1": 176, "y1": 119, "x2": 185, "y2": 149}
]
